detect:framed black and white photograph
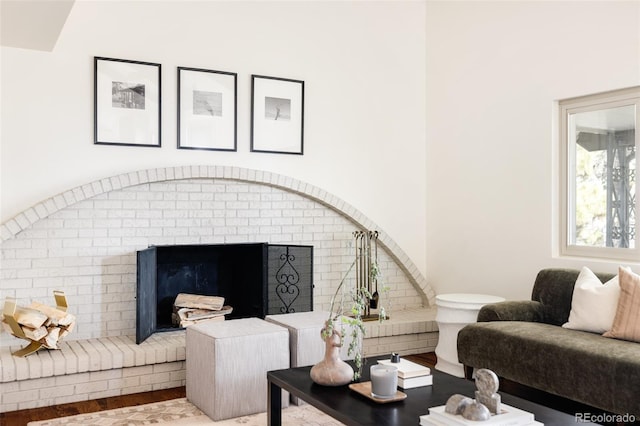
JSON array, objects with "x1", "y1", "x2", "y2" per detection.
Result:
[
  {"x1": 251, "y1": 75, "x2": 304, "y2": 155},
  {"x1": 94, "y1": 57, "x2": 161, "y2": 147},
  {"x1": 177, "y1": 67, "x2": 237, "y2": 151}
]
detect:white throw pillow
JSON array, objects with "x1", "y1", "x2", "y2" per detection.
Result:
[{"x1": 562, "y1": 266, "x2": 621, "y2": 334}]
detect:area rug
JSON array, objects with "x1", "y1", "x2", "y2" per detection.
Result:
[{"x1": 27, "y1": 398, "x2": 344, "y2": 426}]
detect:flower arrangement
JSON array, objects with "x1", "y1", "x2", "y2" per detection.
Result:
[{"x1": 321, "y1": 234, "x2": 390, "y2": 380}]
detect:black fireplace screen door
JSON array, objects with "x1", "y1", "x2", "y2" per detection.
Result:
[
  {"x1": 136, "y1": 243, "x2": 313, "y2": 344},
  {"x1": 136, "y1": 246, "x2": 158, "y2": 344}
]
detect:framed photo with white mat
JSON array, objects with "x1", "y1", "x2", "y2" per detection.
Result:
[
  {"x1": 251, "y1": 74, "x2": 304, "y2": 155},
  {"x1": 94, "y1": 56, "x2": 161, "y2": 147},
  {"x1": 178, "y1": 67, "x2": 237, "y2": 151}
]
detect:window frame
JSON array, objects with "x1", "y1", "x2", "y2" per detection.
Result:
[{"x1": 559, "y1": 86, "x2": 639, "y2": 261}]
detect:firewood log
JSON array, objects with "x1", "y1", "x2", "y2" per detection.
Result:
[
  {"x1": 58, "y1": 321, "x2": 75, "y2": 338},
  {"x1": 41, "y1": 327, "x2": 60, "y2": 349},
  {"x1": 29, "y1": 301, "x2": 75, "y2": 327},
  {"x1": 174, "y1": 294, "x2": 225, "y2": 311},
  {"x1": 179, "y1": 315, "x2": 225, "y2": 327},
  {"x1": 21, "y1": 325, "x2": 48, "y2": 341},
  {"x1": 13, "y1": 307, "x2": 48, "y2": 329},
  {"x1": 176, "y1": 306, "x2": 233, "y2": 321}
]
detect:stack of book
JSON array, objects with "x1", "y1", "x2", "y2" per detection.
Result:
[
  {"x1": 419, "y1": 403, "x2": 542, "y2": 426},
  {"x1": 377, "y1": 357, "x2": 432, "y2": 389}
]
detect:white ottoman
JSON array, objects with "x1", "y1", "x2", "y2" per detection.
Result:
[
  {"x1": 265, "y1": 311, "x2": 354, "y2": 404},
  {"x1": 434, "y1": 293, "x2": 505, "y2": 377},
  {"x1": 186, "y1": 318, "x2": 290, "y2": 421}
]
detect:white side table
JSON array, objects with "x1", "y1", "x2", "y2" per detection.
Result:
[{"x1": 434, "y1": 293, "x2": 505, "y2": 377}]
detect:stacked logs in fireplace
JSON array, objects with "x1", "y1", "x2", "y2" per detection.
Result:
[{"x1": 171, "y1": 293, "x2": 233, "y2": 327}]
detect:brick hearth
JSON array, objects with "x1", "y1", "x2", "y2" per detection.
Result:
[{"x1": 0, "y1": 308, "x2": 437, "y2": 412}]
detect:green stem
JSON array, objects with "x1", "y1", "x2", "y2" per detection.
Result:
[{"x1": 327, "y1": 259, "x2": 357, "y2": 322}]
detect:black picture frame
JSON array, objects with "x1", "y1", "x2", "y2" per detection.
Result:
[
  {"x1": 251, "y1": 75, "x2": 304, "y2": 155},
  {"x1": 94, "y1": 56, "x2": 161, "y2": 147},
  {"x1": 177, "y1": 67, "x2": 237, "y2": 151}
]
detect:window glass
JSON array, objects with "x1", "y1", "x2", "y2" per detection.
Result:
[{"x1": 560, "y1": 88, "x2": 638, "y2": 259}]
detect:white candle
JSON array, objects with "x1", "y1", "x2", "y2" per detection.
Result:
[{"x1": 370, "y1": 365, "x2": 398, "y2": 398}]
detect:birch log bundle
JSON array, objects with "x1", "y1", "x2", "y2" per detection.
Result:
[{"x1": 2, "y1": 291, "x2": 75, "y2": 356}]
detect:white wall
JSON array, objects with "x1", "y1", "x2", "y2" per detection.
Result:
[
  {"x1": 426, "y1": 1, "x2": 640, "y2": 300},
  {"x1": 6, "y1": 0, "x2": 638, "y2": 304},
  {"x1": 0, "y1": 1, "x2": 427, "y2": 276}
]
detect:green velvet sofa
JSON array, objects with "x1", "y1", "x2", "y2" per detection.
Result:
[{"x1": 457, "y1": 268, "x2": 640, "y2": 417}]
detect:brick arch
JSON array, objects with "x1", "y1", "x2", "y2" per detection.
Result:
[{"x1": 1, "y1": 165, "x2": 434, "y2": 306}]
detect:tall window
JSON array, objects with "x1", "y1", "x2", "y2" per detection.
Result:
[{"x1": 560, "y1": 87, "x2": 639, "y2": 260}]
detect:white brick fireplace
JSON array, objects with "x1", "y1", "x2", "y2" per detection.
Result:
[{"x1": 0, "y1": 165, "x2": 438, "y2": 412}]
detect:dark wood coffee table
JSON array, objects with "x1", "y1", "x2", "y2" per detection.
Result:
[{"x1": 267, "y1": 357, "x2": 600, "y2": 426}]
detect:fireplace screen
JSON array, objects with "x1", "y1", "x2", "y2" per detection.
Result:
[
  {"x1": 267, "y1": 245, "x2": 314, "y2": 315},
  {"x1": 136, "y1": 243, "x2": 313, "y2": 343}
]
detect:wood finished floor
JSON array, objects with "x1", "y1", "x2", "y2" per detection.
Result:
[{"x1": 0, "y1": 353, "x2": 437, "y2": 426}]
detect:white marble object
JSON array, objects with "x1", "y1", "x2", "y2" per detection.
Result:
[{"x1": 475, "y1": 368, "x2": 501, "y2": 414}]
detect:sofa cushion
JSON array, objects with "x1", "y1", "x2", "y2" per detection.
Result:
[
  {"x1": 457, "y1": 321, "x2": 640, "y2": 416},
  {"x1": 604, "y1": 268, "x2": 640, "y2": 343},
  {"x1": 562, "y1": 266, "x2": 620, "y2": 334},
  {"x1": 531, "y1": 268, "x2": 615, "y2": 326}
]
